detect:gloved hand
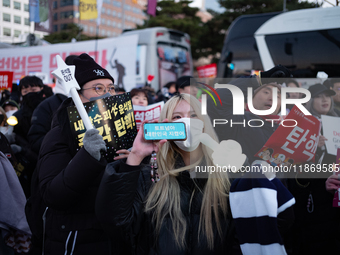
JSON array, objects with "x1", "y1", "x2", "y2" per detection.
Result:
[
  {"x1": 10, "y1": 144, "x2": 22, "y2": 154},
  {"x1": 260, "y1": 65, "x2": 292, "y2": 78},
  {"x1": 83, "y1": 129, "x2": 106, "y2": 161}
]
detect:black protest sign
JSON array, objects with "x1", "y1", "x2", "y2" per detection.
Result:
[{"x1": 67, "y1": 93, "x2": 137, "y2": 162}]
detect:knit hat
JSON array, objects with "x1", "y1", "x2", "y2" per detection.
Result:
[
  {"x1": 2, "y1": 99, "x2": 20, "y2": 110},
  {"x1": 253, "y1": 82, "x2": 281, "y2": 97},
  {"x1": 73, "y1": 53, "x2": 114, "y2": 87}
]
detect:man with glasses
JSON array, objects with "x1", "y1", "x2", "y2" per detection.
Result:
[
  {"x1": 29, "y1": 54, "x2": 130, "y2": 255},
  {"x1": 80, "y1": 83, "x2": 116, "y2": 102}
]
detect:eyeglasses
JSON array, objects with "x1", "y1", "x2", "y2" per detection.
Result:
[{"x1": 82, "y1": 84, "x2": 116, "y2": 96}]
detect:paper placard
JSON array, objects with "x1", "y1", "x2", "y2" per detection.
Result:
[
  {"x1": 68, "y1": 93, "x2": 137, "y2": 162},
  {"x1": 255, "y1": 105, "x2": 321, "y2": 166},
  {"x1": 321, "y1": 115, "x2": 340, "y2": 156},
  {"x1": 133, "y1": 101, "x2": 164, "y2": 131}
]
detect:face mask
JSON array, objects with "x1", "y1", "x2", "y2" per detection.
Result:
[
  {"x1": 173, "y1": 118, "x2": 204, "y2": 152},
  {"x1": 5, "y1": 110, "x2": 17, "y2": 118},
  {"x1": 22, "y1": 90, "x2": 44, "y2": 109},
  {"x1": 0, "y1": 126, "x2": 8, "y2": 134},
  {"x1": 89, "y1": 92, "x2": 112, "y2": 102}
]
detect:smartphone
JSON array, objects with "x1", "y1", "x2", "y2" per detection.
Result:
[{"x1": 143, "y1": 122, "x2": 187, "y2": 141}]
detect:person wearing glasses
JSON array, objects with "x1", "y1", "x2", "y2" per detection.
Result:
[{"x1": 33, "y1": 54, "x2": 127, "y2": 254}]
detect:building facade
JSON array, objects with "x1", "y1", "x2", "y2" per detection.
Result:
[
  {"x1": 51, "y1": 0, "x2": 147, "y2": 37},
  {"x1": 1, "y1": 0, "x2": 46, "y2": 43},
  {"x1": 1, "y1": 0, "x2": 147, "y2": 44}
]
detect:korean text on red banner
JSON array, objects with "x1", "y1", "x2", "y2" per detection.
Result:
[
  {"x1": 255, "y1": 105, "x2": 321, "y2": 166},
  {"x1": 133, "y1": 101, "x2": 164, "y2": 132},
  {"x1": 0, "y1": 71, "x2": 13, "y2": 92}
]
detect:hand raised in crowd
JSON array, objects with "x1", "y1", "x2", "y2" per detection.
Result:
[
  {"x1": 127, "y1": 119, "x2": 167, "y2": 166},
  {"x1": 325, "y1": 174, "x2": 340, "y2": 193},
  {"x1": 114, "y1": 149, "x2": 131, "y2": 160},
  {"x1": 318, "y1": 135, "x2": 327, "y2": 148}
]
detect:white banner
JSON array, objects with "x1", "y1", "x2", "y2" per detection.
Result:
[
  {"x1": 0, "y1": 35, "x2": 138, "y2": 92},
  {"x1": 321, "y1": 115, "x2": 340, "y2": 156}
]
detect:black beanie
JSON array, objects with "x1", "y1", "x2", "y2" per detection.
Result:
[{"x1": 73, "y1": 53, "x2": 114, "y2": 87}]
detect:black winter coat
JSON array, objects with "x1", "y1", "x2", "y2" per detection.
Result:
[
  {"x1": 28, "y1": 93, "x2": 67, "y2": 154},
  {"x1": 206, "y1": 77, "x2": 279, "y2": 163},
  {"x1": 37, "y1": 99, "x2": 111, "y2": 255},
  {"x1": 96, "y1": 157, "x2": 241, "y2": 255}
]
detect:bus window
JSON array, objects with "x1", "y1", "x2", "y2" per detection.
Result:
[
  {"x1": 218, "y1": 12, "x2": 280, "y2": 77},
  {"x1": 157, "y1": 42, "x2": 191, "y2": 88},
  {"x1": 265, "y1": 29, "x2": 340, "y2": 77}
]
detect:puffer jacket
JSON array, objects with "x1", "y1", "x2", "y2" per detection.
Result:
[
  {"x1": 37, "y1": 99, "x2": 115, "y2": 255},
  {"x1": 96, "y1": 156, "x2": 241, "y2": 255}
]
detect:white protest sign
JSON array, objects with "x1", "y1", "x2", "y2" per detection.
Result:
[
  {"x1": 321, "y1": 115, "x2": 340, "y2": 156},
  {"x1": 133, "y1": 101, "x2": 164, "y2": 131},
  {"x1": 52, "y1": 55, "x2": 94, "y2": 131}
]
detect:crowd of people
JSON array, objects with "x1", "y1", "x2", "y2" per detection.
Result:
[{"x1": 0, "y1": 54, "x2": 339, "y2": 255}]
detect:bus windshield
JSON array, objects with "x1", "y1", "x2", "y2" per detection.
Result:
[{"x1": 157, "y1": 42, "x2": 191, "y2": 88}]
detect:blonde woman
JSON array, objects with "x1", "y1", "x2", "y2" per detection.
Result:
[{"x1": 96, "y1": 94, "x2": 240, "y2": 255}]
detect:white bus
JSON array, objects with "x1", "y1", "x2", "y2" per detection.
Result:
[
  {"x1": 121, "y1": 27, "x2": 193, "y2": 91},
  {"x1": 218, "y1": 7, "x2": 340, "y2": 78}
]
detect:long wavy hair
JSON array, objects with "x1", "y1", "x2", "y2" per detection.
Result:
[{"x1": 144, "y1": 94, "x2": 230, "y2": 250}]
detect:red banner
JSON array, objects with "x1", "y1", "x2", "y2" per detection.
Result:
[
  {"x1": 0, "y1": 71, "x2": 13, "y2": 92},
  {"x1": 197, "y1": 63, "x2": 217, "y2": 78},
  {"x1": 133, "y1": 101, "x2": 164, "y2": 132},
  {"x1": 255, "y1": 105, "x2": 321, "y2": 165}
]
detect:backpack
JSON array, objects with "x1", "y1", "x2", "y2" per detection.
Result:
[{"x1": 24, "y1": 166, "x2": 48, "y2": 253}]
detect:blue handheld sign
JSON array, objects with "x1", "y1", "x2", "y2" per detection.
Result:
[{"x1": 144, "y1": 122, "x2": 187, "y2": 141}]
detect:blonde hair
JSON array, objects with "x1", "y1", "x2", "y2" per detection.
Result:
[
  {"x1": 145, "y1": 94, "x2": 230, "y2": 249},
  {"x1": 0, "y1": 107, "x2": 8, "y2": 126}
]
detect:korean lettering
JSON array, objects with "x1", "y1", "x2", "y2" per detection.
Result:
[
  {"x1": 124, "y1": 112, "x2": 135, "y2": 129},
  {"x1": 111, "y1": 103, "x2": 118, "y2": 117},
  {"x1": 124, "y1": 101, "x2": 132, "y2": 111},
  {"x1": 27, "y1": 55, "x2": 43, "y2": 73},
  {"x1": 61, "y1": 68, "x2": 73, "y2": 82},
  {"x1": 0, "y1": 57, "x2": 11, "y2": 69},
  {"x1": 145, "y1": 110, "x2": 153, "y2": 121},
  {"x1": 115, "y1": 117, "x2": 126, "y2": 137},
  {"x1": 134, "y1": 111, "x2": 145, "y2": 122},
  {"x1": 78, "y1": 133, "x2": 85, "y2": 147},
  {"x1": 93, "y1": 114, "x2": 103, "y2": 125},
  {"x1": 102, "y1": 109, "x2": 112, "y2": 120},
  {"x1": 303, "y1": 134, "x2": 318, "y2": 161},
  {"x1": 74, "y1": 120, "x2": 85, "y2": 131},
  {"x1": 281, "y1": 126, "x2": 318, "y2": 161},
  {"x1": 153, "y1": 107, "x2": 161, "y2": 120},
  {"x1": 0, "y1": 75, "x2": 8, "y2": 88},
  {"x1": 97, "y1": 124, "x2": 112, "y2": 142},
  {"x1": 118, "y1": 104, "x2": 125, "y2": 115},
  {"x1": 282, "y1": 126, "x2": 304, "y2": 154}
]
